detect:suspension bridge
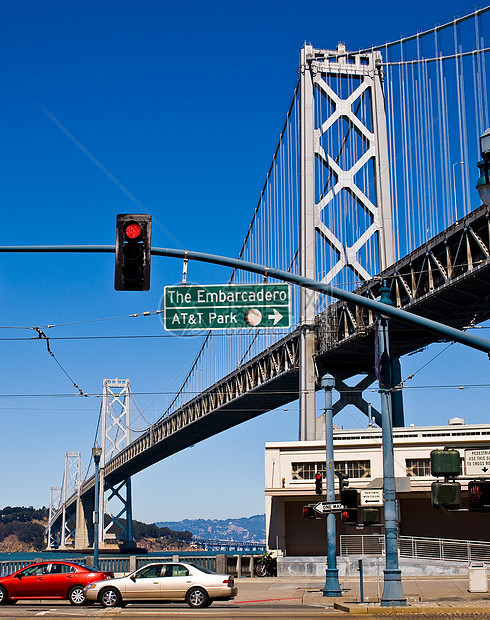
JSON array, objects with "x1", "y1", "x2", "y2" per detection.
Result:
[{"x1": 45, "y1": 7, "x2": 490, "y2": 550}]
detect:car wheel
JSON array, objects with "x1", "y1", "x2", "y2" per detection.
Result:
[
  {"x1": 0, "y1": 586, "x2": 8, "y2": 605},
  {"x1": 68, "y1": 585, "x2": 86, "y2": 606},
  {"x1": 99, "y1": 587, "x2": 122, "y2": 608},
  {"x1": 186, "y1": 586, "x2": 209, "y2": 609}
]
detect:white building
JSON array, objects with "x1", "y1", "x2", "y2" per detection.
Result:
[{"x1": 265, "y1": 420, "x2": 490, "y2": 556}]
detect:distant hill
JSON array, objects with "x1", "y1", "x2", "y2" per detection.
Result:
[
  {"x1": 0, "y1": 506, "x2": 48, "y2": 551},
  {"x1": 155, "y1": 514, "x2": 265, "y2": 543}
]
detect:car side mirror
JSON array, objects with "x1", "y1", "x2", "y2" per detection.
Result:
[
  {"x1": 130, "y1": 575, "x2": 136, "y2": 582},
  {"x1": 15, "y1": 575, "x2": 22, "y2": 580}
]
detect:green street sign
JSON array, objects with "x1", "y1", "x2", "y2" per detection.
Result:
[{"x1": 164, "y1": 283, "x2": 291, "y2": 331}]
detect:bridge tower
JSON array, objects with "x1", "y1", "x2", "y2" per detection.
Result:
[
  {"x1": 299, "y1": 43, "x2": 397, "y2": 439},
  {"x1": 46, "y1": 485, "x2": 62, "y2": 549},
  {"x1": 97, "y1": 377, "x2": 133, "y2": 547},
  {"x1": 60, "y1": 452, "x2": 81, "y2": 548}
]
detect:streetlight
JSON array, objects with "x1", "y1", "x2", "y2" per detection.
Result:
[
  {"x1": 476, "y1": 128, "x2": 490, "y2": 206},
  {"x1": 92, "y1": 444, "x2": 103, "y2": 570}
]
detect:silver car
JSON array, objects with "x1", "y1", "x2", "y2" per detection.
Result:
[{"x1": 83, "y1": 561, "x2": 237, "y2": 608}]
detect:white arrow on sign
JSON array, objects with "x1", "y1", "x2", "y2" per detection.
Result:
[
  {"x1": 267, "y1": 308, "x2": 283, "y2": 325},
  {"x1": 313, "y1": 501, "x2": 344, "y2": 514}
]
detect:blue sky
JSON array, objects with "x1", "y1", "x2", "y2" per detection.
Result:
[{"x1": 0, "y1": 0, "x2": 488, "y2": 524}]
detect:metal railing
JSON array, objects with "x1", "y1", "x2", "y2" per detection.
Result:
[
  {"x1": 340, "y1": 535, "x2": 385, "y2": 556},
  {"x1": 99, "y1": 556, "x2": 131, "y2": 574},
  {"x1": 0, "y1": 554, "x2": 242, "y2": 578},
  {"x1": 340, "y1": 534, "x2": 490, "y2": 563},
  {"x1": 135, "y1": 555, "x2": 216, "y2": 573},
  {"x1": 0, "y1": 560, "x2": 39, "y2": 576}
]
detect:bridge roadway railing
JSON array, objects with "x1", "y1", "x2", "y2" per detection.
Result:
[{"x1": 0, "y1": 553, "x2": 262, "y2": 578}]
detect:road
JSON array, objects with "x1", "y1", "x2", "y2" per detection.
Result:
[
  {"x1": 1, "y1": 600, "x2": 489, "y2": 618},
  {"x1": 1, "y1": 576, "x2": 490, "y2": 618}
]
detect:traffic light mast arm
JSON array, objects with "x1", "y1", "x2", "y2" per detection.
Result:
[{"x1": 1, "y1": 244, "x2": 490, "y2": 355}]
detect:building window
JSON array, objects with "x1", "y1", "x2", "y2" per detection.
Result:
[
  {"x1": 291, "y1": 460, "x2": 371, "y2": 480},
  {"x1": 406, "y1": 459, "x2": 431, "y2": 477}
]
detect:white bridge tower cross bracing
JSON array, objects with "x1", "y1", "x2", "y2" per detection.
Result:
[
  {"x1": 299, "y1": 43, "x2": 395, "y2": 440},
  {"x1": 98, "y1": 377, "x2": 133, "y2": 547}
]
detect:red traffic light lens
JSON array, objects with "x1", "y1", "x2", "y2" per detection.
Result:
[{"x1": 124, "y1": 222, "x2": 142, "y2": 239}]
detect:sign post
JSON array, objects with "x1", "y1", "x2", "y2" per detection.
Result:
[{"x1": 164, "y1": 283, "x2": 290, "y2": 331}]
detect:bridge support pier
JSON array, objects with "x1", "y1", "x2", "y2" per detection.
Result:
[{"x1": 74, "y1": 496, "x2": 90, "y2": 549}]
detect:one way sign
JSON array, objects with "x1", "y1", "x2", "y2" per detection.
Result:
[{"x1": 313, "y1": 502, "x2": 344, "y2": 514}]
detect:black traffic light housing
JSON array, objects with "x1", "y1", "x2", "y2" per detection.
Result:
[
  {"x1": 431, "y1": 481, "x2": 461, "y2": 510},
  {"x1": 341, "y1": 508, "x2": 357, "y2": 525},
  {"x1": 468, "y1": 480, "x2": 490, "y2": 510},
  {"x1": 115, "y1": 214, "x2": 152, "y2": 291},
  {"x1": 303, "y1": 505, "x2": 316, "y2": 519},
  {"x1": 340, "y1": 488, "x2": 359, "y2": 508},
  {"x1": 361, "y1": 508, "x2": 381, "y2": 525},
  {"x1": 315, "y1": 473, "x2": 323, "y2": 495}
]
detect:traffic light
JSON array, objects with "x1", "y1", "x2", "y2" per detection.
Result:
[
  {"x1": 340, "y1": 488, "x2": 359, "y2": 508},
  {"x1": 303, "y1": 505, "x2": 316, "y2": 519},
  {"x1": 430, "y1": 448, "x2": 461, "y2": 478},
  {"x1": 341, "y1": 509, "x2": 357, "y2": 525},
  {"x1": 115, "y1": 214, "x2": 152, "y2": 291},
  {"x1": 361, "y1": 508, "x2": 381, "y2": 525},
  {"x1": 315, "y1": 473, "x2": 323, "y2": 495},
  {"x1": 431, "y1": 481, "x2": 461, "y2": 510},
  {"x1": 468, "y1": 480, "x2": 490, "y2": 510}
]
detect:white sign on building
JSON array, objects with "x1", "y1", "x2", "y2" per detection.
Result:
[
  {"x1": 465, "y1": 449, "x2": 490, "y2": 476},
  {"x1": 360, "y1": 489, "x2": 384, "y2": 506}
]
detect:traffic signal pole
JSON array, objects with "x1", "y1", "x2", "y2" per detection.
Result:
[
  {"x1": 377, "y1": 284, "x2": 406, "y2": 607},
  {"x1": 321, "y1": 373, "x2": 342, "y2": 597},
  {"x1": 1, "y1": 244, "x2": 490, "y2": 355}
]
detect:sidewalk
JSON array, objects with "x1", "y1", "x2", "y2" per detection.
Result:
[{"x1": 234, "y1": 575, "x2": 490, "y2": 614}]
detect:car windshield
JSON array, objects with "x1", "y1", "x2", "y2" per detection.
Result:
[{"x1": 187, "y1": 563, "x2": 215, "y2": 574}]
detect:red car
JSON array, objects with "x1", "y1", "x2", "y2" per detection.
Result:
[{"x1": 0, "y1": 561, "x2": 113, "y2": 606}]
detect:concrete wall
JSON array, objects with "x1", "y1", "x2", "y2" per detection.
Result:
[{"x1": 277, "y1": 556, "x2": 472, "y2": 577}]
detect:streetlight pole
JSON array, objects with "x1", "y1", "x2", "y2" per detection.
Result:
[
  {"x1": 377, "y1": 283, "x2": 406, "y2": 607},
  {"x1": 321, "y1": 373, "x2": 342, "y2": 597},
  {"x1": 92, "y1": 444, "x2": 102, "y2": 570}
]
